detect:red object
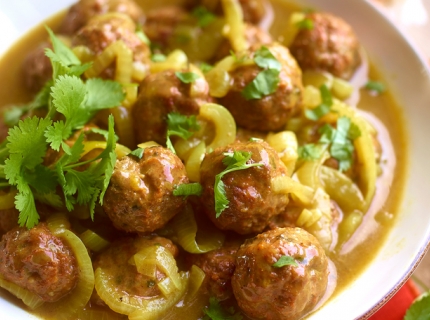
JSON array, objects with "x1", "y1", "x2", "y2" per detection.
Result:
[{"x1": 369, "y1": 280, "x2": 421, "y2": 320}]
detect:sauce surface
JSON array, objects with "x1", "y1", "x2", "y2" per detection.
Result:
[{"x1": 0, "y1": 0, "x2": 408, "y2": 319}]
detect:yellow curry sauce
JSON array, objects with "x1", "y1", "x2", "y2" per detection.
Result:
[{"x1": 0, "y1": 0, "x2": 408, "y2": 319}]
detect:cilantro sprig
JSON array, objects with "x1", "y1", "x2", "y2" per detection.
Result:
[
  {"x1": 242, "y1": 46, "x2": 282, "y2": 100},
  {"x1": 166, "y1": 113, "x2": 200, "y2": 153},
  {"x1": 404, "y1": 290, "x2": 430, "y2": 320},
  {"x1": 0, "y1": 27, "x2": 124, "y2": 228},
  {"x1": 203, "y1": 297, "x2": 243, "y2": 320},
  {"x1": 298, "y1": 116, "x2": 361, "y2": 171},
  {"x1": 272, "y1": 255, "x2": 299, "y2": 268},
  {"x1": 175, "y1": 71, "x2": 200, "y2": 84},
  {"x1": 214, "y1": 151, "x2": 263, "y2": 217},
  {"x1": 192, "y1": 6, "x2": 216, "y2": 27},
  {"x1": 365, "y1": 80, "x2": 386, "y2": 94}
]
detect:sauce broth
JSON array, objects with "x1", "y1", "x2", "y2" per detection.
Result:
[{"x1": 0, "y1": 0, "x2": 408, "y2": 319}]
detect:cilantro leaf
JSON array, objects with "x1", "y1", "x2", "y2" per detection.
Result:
[
  {"x1": 298, "y1": 143, "x2": 322, "y2": 161},
  {"x1": 305, "y1": 104, "x2": 331, "y2": 121},
  {"x1": 242, "y1": 46, "x2": 281, "y2": 100},
  {"x1": 130, "y1": 147, "x2": 144, "y2": 159},
  {"x1": 272, "y1": 255, "x2": 298, "y2": 268},
  {"x1": 85, "y1": 78, "x2": 125, "y2": 111},
  {"x1": 296, "y1": 18, "x2": 314, "y2": 30},
  {"x1": 203, "y1": 297, "x2": 243, "y2": 320},
  {"x1": 15, "y1": 184, "x2": 39, "y2": 228},
  {"x1": 242, "y1": 69, "x2": 280, "y2": 100},
  {"x1": 404, "y1": 291, "x2": 430, "y2": 320},
  {"x1": 199, "y1": 62, "x2": 213, "y2": 73},
  {"x1": 192, "y1": 6, "x2": 216, "y2": 27},
  {"x1": 173, "y1": 183, "x2": 203, "y2": 197},
  {"x1": 214, "y1": 151, "x2": 263, "y2": 217},
  {"x1": 166, "y1": 113, "x2": 200, "y2": 153},
  {"x1": 365, "y1": 80, "x2": 386, "y2": 94},
  {"x1": 151, "y1": 53, "x2": 166, "y2": 62},
  {"x1": 136, "y1": 24, "x2": 150, "y2": 45},
  {"x1": 175, "y1": 72, "x2": 201, "y2": 84},
  {"x1": 253, "y1": 46, "x2": 282, "y2": 71}
]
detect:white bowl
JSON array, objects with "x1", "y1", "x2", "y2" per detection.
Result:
[{"x1": 0, "y1": 0, "x2": 430, "y2": 319}]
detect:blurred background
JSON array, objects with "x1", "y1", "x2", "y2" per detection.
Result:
[{"x1": 371, "y1": 0, "x2": 430, "y2": 292}]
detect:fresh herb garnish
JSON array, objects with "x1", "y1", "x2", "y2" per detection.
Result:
[
  {"x1": 129, "y1": 147, "x2": 144, "y2": 159},
  {"x1": 166, "y1": 113, "x2": 200, "y2": 153},
  {"x1": 0, "y1": 28, "x2": 123, "y2": 228},
  {"x1": 151, "y1": 53, "x2": 167, "y2": 62},
  {"x1": 173, "y1": 183, "x2": 203, "y2": 197},
  {"x1": 242, "y1": 46, "x2": 281, "y2": 100},
  {"x1": 296, "y1": 18, "x2": 314, "y2": 30},
  {"x1": 404, "y1": 291, "x2": 430, "y2": 320},
  {"x1": 199, "y1": 62, "x2": 214, "y2": 73},
  {"x1": 365, "y1": 80, "x2": 386, "y2": 94},
  {"x1": 305, "y1": 84, "x2": 333, "y2": 120},
  {"x1": 203, "y1": 297, "x2": 243, "y2": 320},
  {"x1": 298, "y1": 143, "x2": 323, "y2": 161},
  {"x1": 272, "y1": 255, "x2": 298, "y2": 268},
  {"x1": 214, "y1": 151, "x2": 263, "y2": 217},
  {"x1": 136, "y1": 24, "x2": 151, "y2": 45},
  {"x1": 175, "y1": 71, "x2": 200, "y2": 84},
  {"x1": 192, "y1": 6, "x2": 216, "y2": 27}
]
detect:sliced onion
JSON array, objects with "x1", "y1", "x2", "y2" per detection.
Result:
[{"x1": 0, "y1": 275, "x2": 44, "y2": 309}]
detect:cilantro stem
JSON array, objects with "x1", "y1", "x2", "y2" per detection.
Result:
[{"x1": 0, "y1": 147, "x2": 9, "y2": 163}]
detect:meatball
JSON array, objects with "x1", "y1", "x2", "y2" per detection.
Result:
[
  {"x1": 72, "y1": 12, "x2": 150, "y2": 79},
  {"x1": 0, "y1": 223, "x2": 79, "y2": 302},
  {"x1": 186, "y1": 238, "x2": 241, "y2": 300},
  {"x1": 22, "y1": 41, "x2": 52, "y2": 93},
  {"x1": 0, "y1": 208, "x2": 19, "y2": 236},
  {"x1": 103, "y1": 146, "x2": 189, "y2": 233},
  {"x1": 131, "y1": 69, "x2": 211, "y2": 145},
  {"x1": 289, "y1": 12, "x2": 361, "y2": 80},
  {"x1": 232, "y1": 227, "x2": 329, "y2": 320},
  {"x1": 199, "y1": 140, "x2": 289, "y2": 234},
  {"x1": 186, "y1": 0, "x2": 267, "y2": 25},
  {"x1": 93, "y1": 236, "x2": 178, "y2": 304},
  {"x1": 60, "y1": 0, "x2": 144, "y2": 35},
  {"x1": 218, "y1": 43, "x2": 303, "y2": 132},
  {"x1": 143, "y1": 6, "x2": 190, "y2": 50}
]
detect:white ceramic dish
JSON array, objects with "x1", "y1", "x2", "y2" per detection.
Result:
[{"x1": 0, "y1": 0, "x2": 430, "y2": 319}]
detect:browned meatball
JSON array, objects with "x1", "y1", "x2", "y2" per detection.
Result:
[
  {"x1": 22, "y1": 41, "x2": 52, "y2": 93},
  {"x1": 93, "y1": 236, "x2": 178, "y2": 304},
  {"x1": 131, "y1": 69, "x2": 211, "y2": 145},
  {"x1": 186, "y1": 238, "x2": 241, "y2": 300},
  {"x1": 186, "y1": 0, "x2": 266, "y2": 25},
  {"x1": 103, "y1": 146, "x2": 189, "y2": 233},
  {"x1": 72, "y1": 12, "x2": 150, "y2": 79},
  {"x1": 0, "y1": 223, "x2": 79, "y2": 302},
  {"x1": 143, "y1": 6, "x2": 190, "y2": 50},
  {"x1": 60, "y1": 0, "x2": 144, "y2": 35},
  {"x1": 213, "y1": 23, "x2": 272, "y2": 62},
  {"x1": 0, "y1": 208, "x2": 19, "y2": 236},
  {"x1": 232, "y1": 227, "x2": 329, "y2": 320},
  {"x1": 289, "y1": 12, "x2": 361, "y2": 80},
  {"x1": 199, "y1": 140, "x2": 289, "y2": 234},
  {"x1": 218, "y1": 43, "x2": 303, "y2": 132}
]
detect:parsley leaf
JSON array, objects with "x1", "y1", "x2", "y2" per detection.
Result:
[
  {"x1": 166, "y1": 113, "x2": 200, "y2": 153},
  {"x1": 214, "y1": 151, "x2": 263, "y2": 217},
  {"x1": 404, "y1": 291, "x2": 430, "y2": 320},
  {"x1": 203, "y1": 297, "x2": 243, "y2": 320},
  {"x1": 175, "y1": 72, "x2": 200, "y2": 84},
  {"x1": 365, "y1": 80, "x2": 386, "y2": 94},
  {"x1": 192, "y1": 6, "x2": 216, "y2": 27},
  {"x1": 173, "y1": 183, "x2": 203, "y2": 197},
  {"x1": 242, "y1": 46, "x2": 281, "y2": 100},
  {"x1": 272, "y1": 255, "x2": 298, "y2": 268}
]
